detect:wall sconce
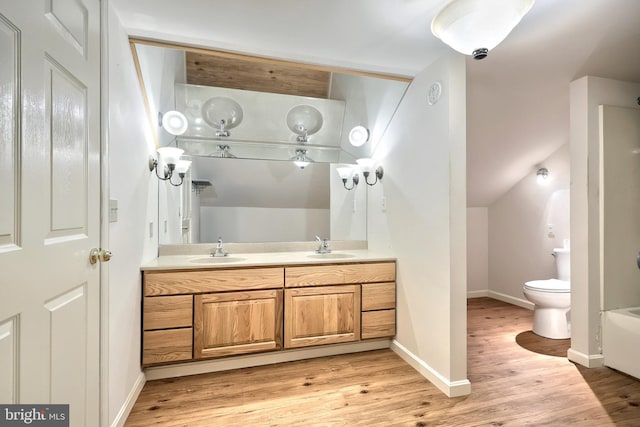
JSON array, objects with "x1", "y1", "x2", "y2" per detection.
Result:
[
  {"x1": 348, "y1": 126, "x2": 369, "y2": 147},
  {"x1": 336, "y1": 166, "x2": 359, "y2": 190},
  {"x1": 357, "y1": 158, "x2": 384, "y2": 186},
  {"x1": 159, "y1": 110, "x2": 188, "y2": 135},
  {"x1": 536, "y1": 167, "x2": 549, "y2": 185},
  {"x1": 431, "y1": 0, "x2": 535, "y2": 60},
  {"x1": 148, "y1": 147, "x2": 191, "y2": 186}
]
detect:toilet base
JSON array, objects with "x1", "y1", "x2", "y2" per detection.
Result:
[{"x1": 532, "y1": 306, "x2": 571, "y2": 339}]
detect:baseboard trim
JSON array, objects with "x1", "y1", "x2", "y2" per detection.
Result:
[
  {"x1": 110, "y1": 372, "x2": 145, "y2": 427},
  {"x1": 487, "y1": 290, "x2": 534, "y2": 310},
  {"x1": 144, "y1": 339, "x2": 391, "y2": 381},
  {"x1": 390, "y1": 340, "x2": 471, "y2": 397},
  {"x1": 567, "y1": 348, "x2": 605, "y2": 368},
  {"x1": 467, "y1": 290, "x2": 489, "y2": 298}
]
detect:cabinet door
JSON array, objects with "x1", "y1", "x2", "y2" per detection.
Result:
[
  {"x1": 284, "y1": 285, "x2": 361, "y2": 348},
  {"x1": 194, "y1": 290, "x2": 283, "y2": 359}
]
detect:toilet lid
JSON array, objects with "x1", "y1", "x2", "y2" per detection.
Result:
[{"x1": 524, "y1": 279, "x2": 570, "y2": 293}]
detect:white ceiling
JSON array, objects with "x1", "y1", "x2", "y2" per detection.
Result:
[{"x1": 111, "y1": 0, "x2": 640, "y2": 207}]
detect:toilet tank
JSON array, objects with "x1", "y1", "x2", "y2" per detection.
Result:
[{"x1": 553, "y1": 248, "x2": 570, "y2": 281}]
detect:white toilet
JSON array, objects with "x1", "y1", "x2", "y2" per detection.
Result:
[{"x1": 523, "y1": 248, "x2": 571, "y2": 339}]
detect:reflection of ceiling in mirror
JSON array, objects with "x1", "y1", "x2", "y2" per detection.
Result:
[{"x1": 191, "y1": 157, "x2": 330, "y2": 209}]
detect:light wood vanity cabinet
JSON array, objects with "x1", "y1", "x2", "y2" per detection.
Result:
[
  {"x1": 284, "y1": 285, "x2": 361, "y2": 348},
  {"x1": 142, "y1": 267, "x2": 285, "y2": 366},
  {"x1": 194, "y1": 290, "x2": 283, "y2": 359},
  {"x1": 141, "y1": 260, "x2": 396, "y2": 367},
  {"x1": 284, "y1": 262, "x2": 396, "y2": 347}
]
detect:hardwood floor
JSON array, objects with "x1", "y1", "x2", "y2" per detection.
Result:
[{"x1": 125, "y1": 298, "x2": 640, "y2": 426}]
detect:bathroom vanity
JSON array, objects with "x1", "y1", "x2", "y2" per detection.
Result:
[{"x1": 141, "y1": 249, "x2": 396, "y2": 368}]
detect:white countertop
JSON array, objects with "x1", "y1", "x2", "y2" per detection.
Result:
[{"x1": 141, "y1": 249, "x2": 396, "y2": 271}]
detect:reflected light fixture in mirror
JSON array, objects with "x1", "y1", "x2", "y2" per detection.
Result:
[
  {"x1": 336, "y1": 166, "x2": 360, "y2": 190},
  {"x1": 201, "y1": 96, "x2": 244, "y2": 137},
  {"x1": 431, "y1": 0, "x2": 535, "y2": 60},
  {"x1": 159, "y1": 110, "x2": 188, "y2": 135},
  {"x1": 536, "y1": 167, "x2": 549, "y2": 185},
  {"x1": 349, "y1": 126, "x2": 370, "y2": 147},
  {"x1": 287, "y1": 105, "x2": 324, "y2": 143},
  {"x1": 149, "y1": 147, "x2": 191, "y2": 186},
  {"x1": 293, "y1": 149, "x2": 313, "y2": 169},
  {"x1": 357, "y1": 158, "x2": 384, "y2": 186}
]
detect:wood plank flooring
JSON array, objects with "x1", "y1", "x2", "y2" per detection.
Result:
[{"x1": 125, "y1": 298, "x2": 640, "y2": 426}]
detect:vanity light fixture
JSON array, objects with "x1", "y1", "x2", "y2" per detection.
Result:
[
  {"x1": 336, "y1": 166, "x2": 360, "y2": 190},
  {"x1": 348, "y1": 126, "x2": 370, "y2": 147},
  {"x1": 148, "y1": 146, "x2": 191, "y2": 186},
  {"x1": 356, "y1": 158, "x2": 384, "y2": 186},
  {"x1": 431, "y1": 0, "x2": 535, "y2": 60},
  {"x1": 536, "y1": 167, "x2": 549, "y2": 185},
  {"x1": 159, "y1": 110, "x2": 188, "y2": 135}
]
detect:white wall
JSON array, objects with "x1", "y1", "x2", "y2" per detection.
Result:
[
  {"x1": 134, "y1": 43, "x2": 187, "y2": 245},
  {"x1": 488, "y1": 144, "x2": 570, "y2": 305},
  {"x1": 467, "y1": 207, "x2": 488, "y2": 296},
  {"x1": 367, "y1": 52, "x2": 469, "y2": 397},
  {"x1": 569, "y1": 76, "x2": 640, "y2": 367},
  {"x1": 107, "y1": 4, "x2": 158, "y2": 426},
  {"x1": 330, "y1": 164, "x2": 367, "y2": 241},
  {"x1": 199, "y1": 206, "x2": 329, "y2": 243}
]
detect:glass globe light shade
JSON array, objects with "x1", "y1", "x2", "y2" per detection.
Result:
[
  {"x1": 175, "y1": 160, "x2": 192, "y2": 174},
  {"x1": 157, "y1": 147, "x2": 184, "y2": 167},
  {"x1": 431, "y1": 0, "x2": 534, "y2": 59},
  {"x1": 356, "y1": 158, "x2": 376, "y2": 173}
]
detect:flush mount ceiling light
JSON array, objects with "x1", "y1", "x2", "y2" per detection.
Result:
[
  {"x1": 159, "y1": 110, "x2": 188, "y2": 135},
  {"x1": 201, "y1": 97, "x2": 244, "y2": 137},
  {"x1": 431, "y1": 0, "x2": 535, "y2": 60},
  {"x1": 287, "y1": 105, "x2": 323, "y2": 143},
  {"x1": 536, "y1": 167, "x2": 549, "y2": 185},
  {"x1": 348, "y1": 126, "x2": 370, "y2": 147}
]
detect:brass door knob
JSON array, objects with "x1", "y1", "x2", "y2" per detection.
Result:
[{"x1": 90, "y1": 248, "x2": 112, "y2": 264}]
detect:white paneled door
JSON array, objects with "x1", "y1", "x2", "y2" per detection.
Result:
[{"x1": 0, "y1": 0, "x2": 101, "y2": 426}]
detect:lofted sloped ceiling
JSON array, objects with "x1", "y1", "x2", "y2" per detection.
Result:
[{"x1": 113, "y1": 0, "x2": 640, "y2": 207}]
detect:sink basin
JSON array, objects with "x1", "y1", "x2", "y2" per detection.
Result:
[
  {"x1": 189, "y1": 257, "x2": 247, "y2": 264},
  {"x1": 306, "y1": 253, "x2": 356, "y2": 259}
]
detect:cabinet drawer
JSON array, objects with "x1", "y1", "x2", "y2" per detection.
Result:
[
  {"x1": 362, "y1": 310, "x2": 396, "y2": 339},
  {"x1": 285, "y1": 262, "x2": 395, "y2": 287},
  {"x1": 143, "y1": 328, "x2": 193, "y2": 365},
  {"x1": 144, "y1": 295, "x2": 193, "y2": 330},
  {"x1": 362, "y1": 282, "x2": 396, "y2": 311},
  {"x1": 144, "y1": 267, "x2": 284, "y2": 296}
]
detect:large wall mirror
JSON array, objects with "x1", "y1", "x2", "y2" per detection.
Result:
[{"x1": 130, "y1": 39, "x2": 411, "y2": 244}]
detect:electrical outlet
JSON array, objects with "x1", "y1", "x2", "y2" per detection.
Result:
[
  {"x1": 149, "y1": 222, "x2": 154, "y2": 238},
  {"x1": 547, "y1": 223, "x2": 555, "y2": 238},
  {"x1": 381, "y1": 196, "x2": 387, "y2": 211}
]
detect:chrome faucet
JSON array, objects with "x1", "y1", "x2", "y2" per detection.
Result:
[
  {"x1": 210, "y1": 237, "x2": 228, "y2": 257},
  {"x1": 315, "y1": 236, "x2": 331, "y2": 254}
]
